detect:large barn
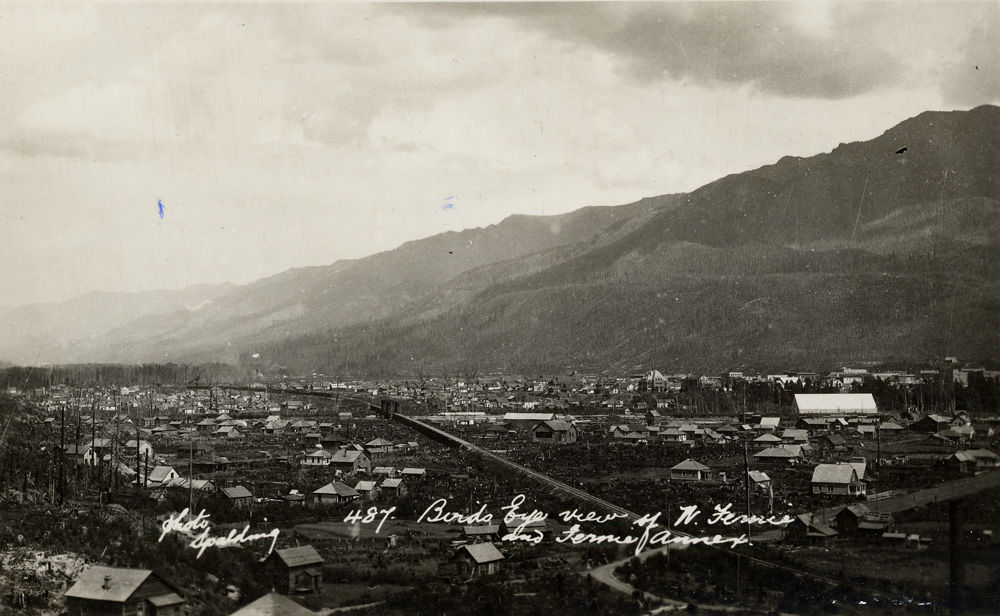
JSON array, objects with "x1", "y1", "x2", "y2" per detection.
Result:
[{"x1": 794, "y1": 393, "x2": 877, "y2": 416}]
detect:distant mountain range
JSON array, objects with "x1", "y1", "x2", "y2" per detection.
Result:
[{"x1": 4, "y1": 105, "x2": 998, "y2": 375}]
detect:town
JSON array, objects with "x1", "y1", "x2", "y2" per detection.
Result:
[{"x1": 1, "y1": 359, "x2": 998, "y2": 615}]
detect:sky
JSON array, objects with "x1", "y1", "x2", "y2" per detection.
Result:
[{"x1": 1, "y1": 1, "x2": 998, "y2": 307}]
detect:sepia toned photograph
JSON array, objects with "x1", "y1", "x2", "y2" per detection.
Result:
[{"x1": 0, "y1": 1, "x2": 998, "y2": 614}]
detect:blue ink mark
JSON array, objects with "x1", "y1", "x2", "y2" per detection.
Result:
[
  {"x1": 441, "y1": 195, "x2": 458, "y2": 210},
  {"x1": 158, "y1": 199, "x2": 165, "y2": 219}
]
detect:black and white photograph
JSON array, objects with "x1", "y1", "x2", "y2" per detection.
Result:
[{"x1": 1, "y1": 1, "x2": 998, "y2": 614}]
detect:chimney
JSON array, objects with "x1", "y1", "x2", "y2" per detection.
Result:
[{"x1": 102, "y1": 575, "x2": 112, "y2": 591}]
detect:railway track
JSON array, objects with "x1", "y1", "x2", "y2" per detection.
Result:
[
  {"x1": 208, "y1": 390, "x2": 918, "y2": 604},
  {"x1": 394, "y1": 413, "x2": 913, "y2": 604}
]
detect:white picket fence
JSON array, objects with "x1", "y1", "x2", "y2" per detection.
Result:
[{"x1": 866, "y1": 490, "x2": 896, "y2": 502}]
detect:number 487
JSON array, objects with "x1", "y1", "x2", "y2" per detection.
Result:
[{"x1": 344, "y1": 506, "x2": 397, "y2": 534}]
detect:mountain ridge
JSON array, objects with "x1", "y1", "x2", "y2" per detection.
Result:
[{"x1": 3, "y1": 105, "x2": 998, "y2": 373}]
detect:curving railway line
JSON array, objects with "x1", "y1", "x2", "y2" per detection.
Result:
[
  {"x1": 222, "y1": 386, "x2": 915, "y2": 604},
  {"x1": 391, "y1": 412, "x2": 914, "y2": 605}
]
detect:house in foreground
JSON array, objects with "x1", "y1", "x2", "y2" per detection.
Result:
[
  {"x1": 264, "y1": 546, "x2": 325, "y2": 593},
  {"x1": 64, "y1": 565, "x2": 185, "y2": 616},
  {"x1": 229, "y1": 592, "x2": 316, "y2": 615}
]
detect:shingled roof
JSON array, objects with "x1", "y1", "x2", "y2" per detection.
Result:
[
  {"x1": 271, "y1": 546, "x2": 324, "y2": 568},
  {"x1": 229, "y1": 592, "x2": 315, "y2": 616},
  {"x1": 312, "y1": 482, "x2": 359, "y2": 498},
  {"x1": 811, "y1": 464, "x2": 860, "y2": 484},
  {"x1": 458, "y1": 542, "x2": 504, "y2": 564},
  {"x1": 64, "y1": 566, "x2": 181, "y2": 605}
]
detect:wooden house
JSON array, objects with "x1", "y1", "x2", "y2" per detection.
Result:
[
  {"x1": 264, "y1": 546, "x2": 324, "y2": 594},
  {"x1": 329, "y1": 450, "x2": 371, "y2": 475},
  {"x1": 451, "y1": 543, "x2": 504, "y2": 578},
  {"x1": 353, "y1": 480, "x2": 380, "y2": 501},
  {"x1": 310, "y1": 482, "x2": 359, "y2": 505},
  {"x1": 64, "y1": 565, "x2": 184, "y2": 616},
  {"x1": 229, "y1": 592, "x2": 315, "y2": 616},
  {"x1": 463, "y1": 525, "x2": 500, "y2": 542},
  {"x1": 811, "y1": 464, "x2": 866, "y2": 496},
  {"x1": 531, "y1": 420, "x2": 577, "y2": 444},
  {"x1": 816, "y1": 434, "x2": 849, "y2": 455},
  {"x1": 220, "y1": 485, "x2": 253, "y2": 509},
  {"x1": 670, "y1": 459, "x2": 711, "y2": 481},
  {"x1": 300, "y1": 449, "x2": 334, "y2": 466},
  {"x1": 380, "y1": 477, "x2": 407, "y2": 497},
  {"x1": 784, "y1": 513, "x2": 838, "y2": 544}
]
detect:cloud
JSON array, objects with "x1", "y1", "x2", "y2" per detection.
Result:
[{"x1": 406, "y1": 2, "x2": 904, "y2": 99}]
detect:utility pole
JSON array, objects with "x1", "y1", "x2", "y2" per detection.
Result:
[
  {"x1": 58, "y1": 404, "x2": 65, "y2": 505},
  {"x1": 743, "y1": 435, "x2": 752, "y2": 541},
  {"x1": 136, "y1": 399, "x2": 141, "y2": 485},
  {"x1": 189, "y1": 438, "x2": 194, "y2": 513},
  {"x1": 91, "y1": 398, "x2": 97, "y2": 495}
]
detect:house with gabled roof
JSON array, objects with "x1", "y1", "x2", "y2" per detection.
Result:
[
  {"x1": 300, "y1": 448, "x2": 334, "y2": 466},
  {"x1": 463, "y1": 525, "x2": 500, "y2": 542},
  {"x1": 531, "y1": 420, "x2": 577, "y2": 444},
  {"x1": 817, "y1": 434, "x2": 849, "y2": 455},
  {"x1": 220, "y1": 485, "x2": 253, "y2": 509},
  {"x1": 353, "y1": 480, "x2": 380, "y2": 500},
  {"x1": 784, "y1": 513, "x2": 838, "y2": 543},
  {"x1": 622, "y1": 431, "x2": 648, "y2": 445},
  {"x1": 164, "y1": 477, "x2": 215, "y2": 493},
  {"x1": 967, "y1": 449, "x2": 999, "y2": 469},
  {"x1": 911, "y1": 414, "x2": 953, "y2": 433},
  {"x1": 329, "y1": 450, "x2": 371, "y2": 475},
  {"x1": 320, "y1": 433, "x2": 346, "y2": 449},
  {"x1": 811, "y1": 463, "x2": 866, "y2": 496},
  {"x1": 451, "y1": 543, "x2": 505, "y2": 578},
  {"x1": 781, "y1": 429, "x2": 810, "y2": 445},
  {"x1": 229, "y1": 592, "x2": 316, "y2": 616},
  {"x1": 945, "y1": 451, "x2": 976, "y2": 474},
  {"x1": 62, "y1": 444, "x2": 96, "y2": 466},
  {"x1": 264, "y1": 546, "x2": 324, "y2": 593},
  {"x1": 748, "y1": 470, "x2": 771, "y2": 491},
  {"x1": 124, "y1": 440, "x2": 154, "y2": 459},
  {"x1": 64, "y1": 565, "x2": 184, "y2": 616},
  {"x1": 380, "y1": 477, "x2": 407, "y2": 497},
  {"x1": 755, "y1": 417, "x2": 781, "y2": 434},
  {"x1": 144, "y1": 465, "x2": 179, "y2": 487}
]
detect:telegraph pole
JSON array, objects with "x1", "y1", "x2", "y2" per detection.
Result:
[
  {"x1": 58, "y1": 404, "x2": 65, "y2": 505},
  {"x1": 189, "y1": 438, "x2": 194, "y2": 512}
]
